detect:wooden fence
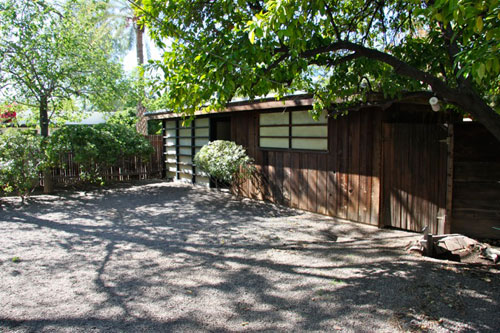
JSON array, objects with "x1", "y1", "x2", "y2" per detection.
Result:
[{"x1": 46, "y1": 135, "x2": 163, "y2": 186}]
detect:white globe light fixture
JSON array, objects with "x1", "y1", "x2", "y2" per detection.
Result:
[{"x1": 429, "y1": 97, "x2": 440, "y2": 112}]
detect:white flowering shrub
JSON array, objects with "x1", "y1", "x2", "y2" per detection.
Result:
[
  {"x1": 0, "y1": 130, "x2": 45, "y2": 197},
  {"x1": 194, "y1": 140, "x2": 254, "y2": 186}
]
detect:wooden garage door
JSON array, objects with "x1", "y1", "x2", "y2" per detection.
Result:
[{"x1": 382, "y1": 123, "x2": 448, "y2": 234}]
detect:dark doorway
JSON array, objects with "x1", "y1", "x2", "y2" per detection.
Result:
[{"x1": 210, "y1": 117, "x2": 231, "y2": 141}]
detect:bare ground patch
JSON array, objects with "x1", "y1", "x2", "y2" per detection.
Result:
[{"x1": 0, "y1": 181, "x2": 499, "y2": 332}]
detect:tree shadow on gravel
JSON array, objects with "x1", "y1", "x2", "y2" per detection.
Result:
[{"x1": 0, "y1": 182, "x2": 499, "y2": 332}]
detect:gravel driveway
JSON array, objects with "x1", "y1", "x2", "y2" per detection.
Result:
[{"x1": 0, "y1": 181, "x2": 499, "y2": 332}]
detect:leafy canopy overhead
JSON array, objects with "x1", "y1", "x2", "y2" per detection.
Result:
[
  {"x1": 139, "y1": 0, "x2": 500, "y2": 140},
  {"x1": 0, "y1": 0, "x2": 128, "y2": 134}
]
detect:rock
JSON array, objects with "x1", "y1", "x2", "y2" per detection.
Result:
[
  {"x1": 481, "y1": 247, "x2": 500, "y2": 264},
  {"x1": 436, "y1": 235, "x2": 477, "y2": 252}
]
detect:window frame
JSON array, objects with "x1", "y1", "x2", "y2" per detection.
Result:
[{"x1": 258, "y1": 109, "x2": 329, "y2": 153}]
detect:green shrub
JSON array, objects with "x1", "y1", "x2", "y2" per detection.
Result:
[
  {"x1": 0, "y1": 130, "x2": 45, "y2": 197},
  {"x1": 194, "y1": 140, "x2": 254, "y2": 186},
  {"x1": 46, "y1": 123, "x2": 154, "y2": 183}
]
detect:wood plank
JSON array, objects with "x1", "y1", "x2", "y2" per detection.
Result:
[
  {"x1": 299, "y1": 153, "x2": 309, "y2": 211},
  {"x1": 291, "y1": 153, "x2": 300, "y2": 208},
  {"x1": 308, "y1": 154, "x2": 318, "y2": 213},
  {"x1": 347, "y1": 112, "x2": 360, "y2": 222},
  {"x1": 337, "y1": 117, "x2": 349, "y2": 219},
  {"x1": 385, "y1": 123, "x2": 393, "y2": 228},
  {"x1": 275, "y1": 151, "x2": 284, "y2": 205},
  {"x1": 283, "y1": 152, "x2": 291, "y2": 205},
  {"x1": 454, "y1": 162, "x2": 500, "y2": 182},
  {"x1": 247, "y1": 112, "x2": 256, "y2": 198},
  {"x1": 426, "y1": 125, "x2": 436, "y2": 233},
  {"x1": 400, "y1": 124, "x2": 410, "y2": 231},
  {"x1": 390, "y1": 124, "x2": 400, "y2": 229},
  {"x1": 267, "y1": 151, "x2": 276, "y2": 203},
  {"x1": 452, "y1": 216, "x2": 500, "y2": 240},
  {"x1": 327, "y1": 118, "x2": 339, "y2": 217},
  {"x1": 357, "y1": 111, "x2": 370, "y2": 224},
  {"x1": 317, "y1": 154, "x2": 328, "y2": 215},
  {"x1": 370, "y1": 110, "x2": 382, "y2": 226}
]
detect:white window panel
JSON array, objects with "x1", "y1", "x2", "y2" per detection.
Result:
[
  {"x1": 292, "y1": 110, "x2": 327, "y2": 124},
  {"x1": 260, "y1": 112, "x2": 288, "y2": 125},
  {"x1": 196, "y1": 118, "x2": 209, "y2": 127},
  {"x1": 260, "y1": 138, "x2": 289, "y2": 149},
  {"x1": 179, "y1": 128, "x2": 191, "y2": 137},
  {"x1": 291, "y1": 138, "x2": 328, "y2": 150},
  {"x1": 292, "y1": 125, "x2": 328, "y2": 137},
  {"x1": 195, "y1": 128, "x2": 209, "y2": 137},
  {"x1": 165, "y1": 129, "x2": 176, "y2": 138},
  {"x1": 260, "y1": 126, "x2": 289, "y2": 137}
]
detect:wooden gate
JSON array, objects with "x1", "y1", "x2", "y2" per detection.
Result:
[{"x1": 382, "y1": 123, "x2": 448, "y2": 233}]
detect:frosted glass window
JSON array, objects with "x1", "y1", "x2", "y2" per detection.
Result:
[
  {"x1": 259, "y1": 110, "x2": 328, "y2": 151},
  {"x1": 179, "y1": 173, "x2": 192, "y2": 181},
  {"x1": 179, "y1": 155, "x2": 192, "y2": 164},
  {"x1": 179, "y1": 166, "x2": 192, "y2": 174},
  {"x1": 292, "y1": 126, "x2": 328, "y2": 137},
  {"x1": 196, "y1": 118, "x2": 209, "y2": 127},
  {"x1": 179, "y1": 129, "x2": 191, "y2": 137},
  {"x1": 195, "y1": 138, "x2": 209, "y2": 147},
  {"x1": 260, "y1": 138, "x2": 289, "y2": 149},
  {"x1": 260, "y1": 112, "x2": 288, "y2": 125},
  {"x1": 165, "y1": 121, "x2": 176, "y2": 129},
  {"x1": 292, "y1": 138, "x2": 328, "y2": 150},
  {"x1": 165, "y1": 129, "x2": 176, "y2": 138},
  {"x1": 292, "y1": 111, "x2": 327, "y2": 124},
  {"x1": 195, "y1": 128, "x2": 209, "y2": 137},
  {"x1": 260, "y1": 126, "x2": 289, "y2": 137}
]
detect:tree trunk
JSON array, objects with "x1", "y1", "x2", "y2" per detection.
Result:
[
  {"x1": 135, "y1": 23, "x2": 147, "y2": 135},
  {"x1": 40, "y1": 97, "x2": 53, "y2": 194}
]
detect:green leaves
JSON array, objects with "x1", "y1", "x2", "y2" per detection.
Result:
[
  {"x1": 0, "y1": 130, "x2": 45, "y2": 197},
  {"x1": 46, "y1": 124, "x2": 154, "y2": 183},
  {"x1": 193, "y1": 140, "x2": 253, "y2": 185},
  {"x1": 141, "y1": 0, "x2": 499, "y2": 120},
  {"x1": 0, "y1": 0, "x2": 126, "y2": 134}
]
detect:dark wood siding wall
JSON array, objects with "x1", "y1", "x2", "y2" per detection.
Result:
[
  {"x1": 381, "y1": 123, "x2": 448, "y2": 234},
  {"x1": 452, "y1": 123, "x2": 500, "y2": 239},
  {"x1": 231, "y1": 108, "x2": 382, "y2": 226},
  {"x1": 156, "y1": 103, "x2": 500, "y2": 239}
]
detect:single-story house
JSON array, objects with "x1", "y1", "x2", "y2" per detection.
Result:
[{"x1": 145, "y1": 94, "x2": 500, "y2": 240}]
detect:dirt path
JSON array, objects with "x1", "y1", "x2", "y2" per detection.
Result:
[{"x1": 0, "y1": 181, "x2": 499, "y2": 332}]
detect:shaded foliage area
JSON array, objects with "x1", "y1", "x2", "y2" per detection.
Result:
[
  {"x1": 46, "y1": 124, "x2": 154, "y2": 183},
  {"x1": 139, "y1": 0, "x2": 500, "y2": 140}
]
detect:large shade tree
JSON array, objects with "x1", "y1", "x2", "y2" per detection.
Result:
[
  {"x1": 138, "y1": 0, "x2": 500, "y2": 141},
  {"x1": 0, "y1": 0, "x2": 126, "y2": 138}
]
